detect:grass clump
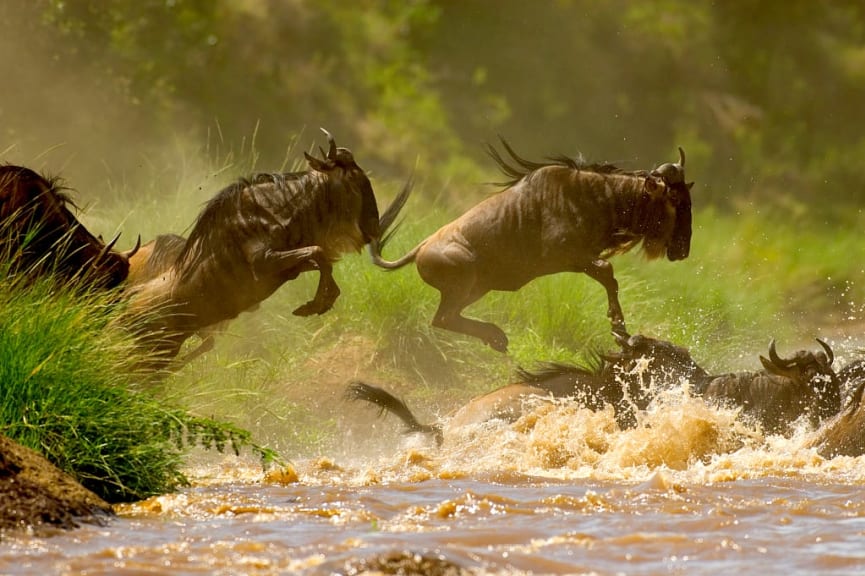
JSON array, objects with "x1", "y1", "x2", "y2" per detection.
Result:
[{"x1": 0, "y1": 270, "x2": 278, "y2": 503}]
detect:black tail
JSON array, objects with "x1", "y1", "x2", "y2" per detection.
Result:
[
  {"x1": 345, "y1": 381, "x2": 443, "y2": 446},
  {"x1": 377, "y1": 173, "x2": 413, "y2": 251}
]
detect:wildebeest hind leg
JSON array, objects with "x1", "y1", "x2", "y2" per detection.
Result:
[
  {"x1": 582, "y1": 259, "x2": 627, "y2": 336},
  {"x1": 432, "y1": 289, "x2": 508, "y2": 352}
]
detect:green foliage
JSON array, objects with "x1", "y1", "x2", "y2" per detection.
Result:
[{"x1": 0, "y1": 264, "x2": 279, "y2": 503}]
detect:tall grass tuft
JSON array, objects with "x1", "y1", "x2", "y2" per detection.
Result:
[{"x1": 0, "y1": 248, "x2": 279, "y2": 502}]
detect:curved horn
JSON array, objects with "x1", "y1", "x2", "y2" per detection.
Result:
[
  {"x1": 95, "y1": 231, "x2": 121, "y2": 263},
  {"x1": 320, "y1": 127, "x2": 336, "y2": 160},
  {"x1": 768, "y1": 339, "x2": 795, "y2": 369},
  {"x1": 816, "y1": 337, "x2": 834, "y2": 366},
  {"x1": 122, "y1": 234, "x2": 141, "y2": 260},
  {"x1": 677, "y1": 146, "x2": 685, "y2": 167}
]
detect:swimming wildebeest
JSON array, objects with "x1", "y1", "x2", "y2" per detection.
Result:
[
  {"x1": 348, "y1": 336, "x2": 842, "y2": 444},
  {"x1": 369, "y1": 140, "x2": 694, "y2": 352},
  {"x1": 807, "y1": 379, "x2": 865, "y2": 458},
  {"x1": 0, "y1": 164, "x2": 139, "y2": 288},
  {"x1": 346, "y1": 334, "x2": 705, "y2": 445},
  {"x1": 127, "y1": 130, "x2": 411, "y2": 368},
  {"x1": 692, "y1": 339, "x2": 841, "y2": 435}
]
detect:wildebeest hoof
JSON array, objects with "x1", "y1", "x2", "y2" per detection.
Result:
[
  {"x1": 293, "y1": 301, "x2": 329, "y2": 316},
  {"x1": 487, "y1": 332, "x2": 509, "y2": 353}
]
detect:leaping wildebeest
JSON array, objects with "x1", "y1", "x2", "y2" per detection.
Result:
[
  {"x1": 0, "y1": 164, "x2": 139, "y2": 289},
  {"x1": 369, "y1": 140, "x2": 694, "y2": 352},
  {"x1": 127, "y1": 130, "x2": 410, "y2": 368}
]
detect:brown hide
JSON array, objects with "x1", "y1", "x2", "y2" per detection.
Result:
[
  {"x1": 809, "y1": 381, "x2": 865, "y2": 458},
  {"x1": 126, "y1": 131, "x2": 410, "y2": 369},
  {"x1": 371, "y1": 141, "x2": 693, "y2": 352},
  {"x1": 347, "y1": 335, "x2": 706, "y2": 444}
]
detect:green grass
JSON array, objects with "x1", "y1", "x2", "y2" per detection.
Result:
[{"x1": 0, "y1": 266, "x2": 278, "y2": 502}]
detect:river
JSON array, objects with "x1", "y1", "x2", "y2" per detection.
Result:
[{"x1": 2, "y1": 387, "x2": 865, "y2": 575}]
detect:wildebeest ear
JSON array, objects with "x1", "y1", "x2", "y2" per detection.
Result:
[
  {"x1": 304, "y1": 152, "x2": 328, "y2": 172},
  {"x1": 644, "y1": 175, "x2": 665, "y2": 198},
  {"x1": 687, "y1": 181, "x2": 694, "y2": 190}
]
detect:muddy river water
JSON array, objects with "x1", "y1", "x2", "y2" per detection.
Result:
[{"x1": 3, "y1": 388, "x2": 865, "y2": 575}]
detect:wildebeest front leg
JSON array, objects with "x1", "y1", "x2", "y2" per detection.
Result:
[
  {"x1": 583, "y1": 259, "x2": 627, "y2": 336},
  {"x1": 253, "y1": 246, "x2": 339, "y2": 316}
]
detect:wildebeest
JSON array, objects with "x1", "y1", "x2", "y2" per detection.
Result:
[
  {"x1": 348, "y1": 335, "x2": 843, "y2": 445},
  {"x1": 127, "y1": 130, "x2": 410, "y2": 368},
  {"x1": 693, "y1": 339, "x2": 841, "y2": 435},
  {"x1": 346, "y1": 334, "x2": 705, "y2": 445},
  {"x1": 126, "y1": 233, "x2": 187, "y2": 286},
  {"x1": 126, "y1": 233, "x2": 228, "y2": 366},
  {"x1": 0, "y1": 164, "x2": 139, "y2": 289},
  {"x1": 369, "y1": 140, "x2": 694, "y2": 352},
  {"x1": 807, "y1": 379, "x2": 865, "y2": 458}
]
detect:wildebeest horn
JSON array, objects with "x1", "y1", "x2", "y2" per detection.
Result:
[
  {"x1": 816, "y1": 337, "x2": 834, "y2": 365},
  {"x1": 122, "y1": 235, "x2": 141, "y2": 260},
  {"x1": 651, "y1": 148, "x2": 686, "y2": 185},
  {"x1": 95, "y1": 231, "x2": 122, "y2": 262},
  {"x1": 320, "y1": 127, "x2": 337, "y2": 160},
  {"x1": 768, "y1": 339, "x2": 795, "y2": 369}
]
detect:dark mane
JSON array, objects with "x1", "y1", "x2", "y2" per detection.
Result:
[
  {"x1": 515, "y1": 356, "x2": 603, "y2": 383},
  {"x1": 147, "y1": 234, "x2": 186, "y2": 278},
  {"x1": 175, "y1": 170, "x2": 317, "y2": 278},
  {"x1": 0, "y1": 165, "x2": 77, "y2": 214},
  {"x1": 485, "y1": 137, "x2": 646, "y2": 188}
]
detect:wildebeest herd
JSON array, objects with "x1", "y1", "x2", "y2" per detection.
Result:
[{"x1": 2, "y1": 130, "x2": 863, "y2": 457}]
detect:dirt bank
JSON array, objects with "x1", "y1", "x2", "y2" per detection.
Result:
[{"x1": 0, "y1": 435, "x2": 112, "y2": 534}]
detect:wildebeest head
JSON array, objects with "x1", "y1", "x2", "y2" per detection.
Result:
[
  {"x1": 607, "y1": 332, "x2": 709, "y2": 384},
  {"x1": 0, "y1": 165, "x2": 138, "y2": 289},
  {"x1": 304, "y1": 128, "x2": 381, "y2": 244},
  {"x1": 759, "y1": 338, "x2": 841, "y2": 422},
  {"x1": 645, "y1": 147, "x2": 693, "y2": 262}
]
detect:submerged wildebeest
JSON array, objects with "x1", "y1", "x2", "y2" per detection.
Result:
[
  {"x1": 803, "y1": 352, "x2": 865, "y2": 458},
  {"x1": 369, "y1": 140, "x2": 694, "y2": 352},
  {"x1": 807, "y1": 378, "x2": 865, "y2": 458},
  {"x1": 346, "y1": 334, "x2": 705, "y2": 445},
  {"x1": 127, "y1": 130, "x2": 411, "y2": 368},
  {"x1": 691, "y1": 339, "x2": 841, "y2": 435},
  {"x1": 0, "y1": 164, "x2": 139, "y2": 288},
  {"x1": 348, "y1": 336, "x2": 842, "y2": 445}
]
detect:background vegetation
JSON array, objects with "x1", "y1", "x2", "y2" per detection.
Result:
[{"x1": 2, "y1": 2, "x2": 865, "y2": 464}]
